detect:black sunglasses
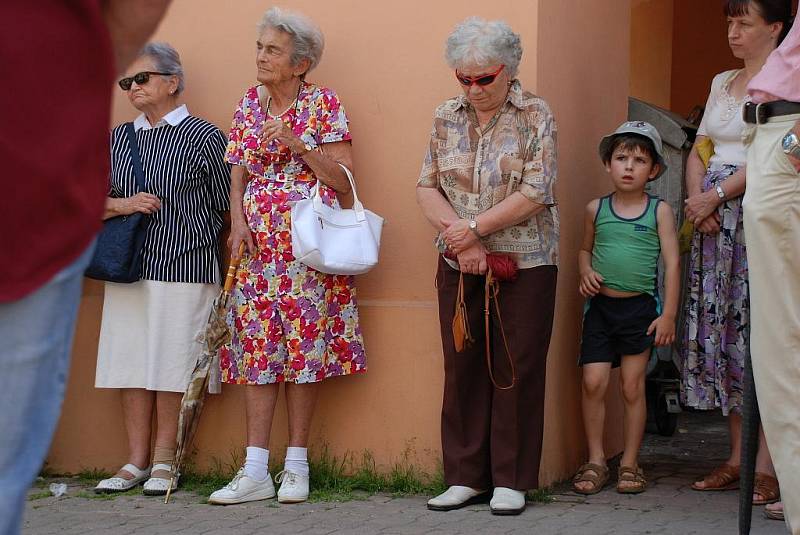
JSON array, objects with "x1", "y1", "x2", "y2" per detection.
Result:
[{"x1": 118, "y1": 71, "x2": 172, "y2": 91}]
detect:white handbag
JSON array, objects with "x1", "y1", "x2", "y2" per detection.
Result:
[{"x1": 290, "y1": 164, "x2": 384, "y2": 275}]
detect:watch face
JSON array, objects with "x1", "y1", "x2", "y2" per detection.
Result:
[{"x1": 783, "y1": 132, "x2": 799, "y2": 151}]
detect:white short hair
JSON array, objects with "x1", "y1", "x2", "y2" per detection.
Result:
[
  {"x1": 257, "y1": 6, "x2": 325, "y2": 76},
  {"x1": 139, "y1": 42, "x2": 185, "y2": 94},
  {"x1": 445, "y1": 17, "x2": 523, "y2": 77}
]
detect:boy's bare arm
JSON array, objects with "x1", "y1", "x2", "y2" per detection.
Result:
[
  {"x1": 578, "y1": 200, "x2": 602, "y2": 297},
  {"x1": 649, "y1": 201, "x2": 680, "y2": 345},
  {"x1": 103, "y1": 0, "x2": 173, "y2": 75}
]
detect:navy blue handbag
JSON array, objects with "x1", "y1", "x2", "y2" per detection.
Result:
[{"x1": 85, "y1": 123, "x2": 149, "y2": 283}]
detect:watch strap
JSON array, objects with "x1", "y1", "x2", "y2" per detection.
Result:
[{"x1": 469, "y1": 220, "x2": 482, "y2": 238}]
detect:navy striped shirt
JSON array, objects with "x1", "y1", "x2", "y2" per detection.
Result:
[{"x1": 109, "y1": 116, "x2": 231, "y2": 283}]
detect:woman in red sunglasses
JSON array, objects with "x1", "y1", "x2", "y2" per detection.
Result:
[{"x1": 416, "y1": 16, "x2": 558, "y2": 516}]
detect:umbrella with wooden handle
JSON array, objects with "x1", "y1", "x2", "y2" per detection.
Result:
[{"x1": 164, "y1": 244, "x2": 245, "y2": 504}]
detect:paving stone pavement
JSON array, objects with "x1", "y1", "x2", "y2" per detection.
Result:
[{"x1": 24, "y1": 411, "x2": 788, "y2": 534}]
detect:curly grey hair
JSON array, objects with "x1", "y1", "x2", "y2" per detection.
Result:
[
  {"x1": 257, "y1": 7, "x2": 325, "y2": 76},
  {"x1": 139, "y1": 42, "x2": 185, "y2": 94},
  {"x1": 445, "y1": 17, "x2": 523, "y2": 78}
]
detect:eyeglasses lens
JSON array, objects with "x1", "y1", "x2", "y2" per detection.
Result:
[
  {"x1": 457, "y1": 74, "x2": 497, "y2": 87},
  {"x1": 118, "y1": 72, "x2": 152, "y2": 91}
]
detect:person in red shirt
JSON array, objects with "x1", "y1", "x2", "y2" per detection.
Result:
[{"x1": 0, "y1": 2, "x2": 171, "y2": 533}]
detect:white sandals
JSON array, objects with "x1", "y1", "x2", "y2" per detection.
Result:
[
  {"x1": 94, "y1": 463, "x2": 151, "y2": 494},
  {"x1": 142, "y1": 463, "x2": 179, "y2": 496}
]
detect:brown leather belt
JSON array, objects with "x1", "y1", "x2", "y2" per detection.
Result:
[{"x1": 743, "y1": 100, "x2": 800, "y2": 124}]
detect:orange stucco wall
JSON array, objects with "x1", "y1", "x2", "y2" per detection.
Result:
[
  {"x1": 670, "y1": 0, "x2": 738, "y2": 117},
  {"x1": 535, "y1": 0, "x2": 630, "y2": 482},
  {"x1": 48, "y1": 0, "x2": 632, "y2": 485},
  {"x1": 630, "y1": 0, "x2": 674, "y2": 109}
]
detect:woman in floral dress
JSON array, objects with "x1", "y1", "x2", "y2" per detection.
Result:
[
  {"x1": 681, "y1": 0, "x2": 788, "y2": 506},
  {"x1": 210, "y1": 7, "x2": 365, "y2": 506}
]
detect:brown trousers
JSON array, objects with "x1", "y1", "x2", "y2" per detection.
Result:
[{"x1": 436, "y1": 257, "x2": 557, "y2": 490}]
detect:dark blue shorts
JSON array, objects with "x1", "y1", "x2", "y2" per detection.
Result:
[{"x1": 579, "y1": 293, "x2": 658, "y2": 368}]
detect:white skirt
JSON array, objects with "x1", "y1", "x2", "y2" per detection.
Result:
[{"x1": 95, "y1": 280, "x2": 218, "y2": 392}]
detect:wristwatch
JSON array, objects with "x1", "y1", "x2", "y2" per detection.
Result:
[
  {"x1": 714, "y1": 183, "x2": 726, "y2": 200},
  {"x1": 468, "y1": 219, "x2": 482, "y2": 238},
  {"x1": 782, "y1": 130, "x2": 800, "y2": 160},
  {"x1": 297, "y1": 141, "x2": 314, "y2": 157}
]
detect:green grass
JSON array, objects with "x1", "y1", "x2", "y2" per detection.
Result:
[
  {"x1": 35, "y1": 448, "x2": 457, "y2": 504},
  {"x1": 75, "y1": 488, "x2": 142, "y2": 501},
  {"x1": 178, "y1": 447, "x2": 447, "y2": 502},
  {"x1": 305, "y1": 449, "x2": 446, "y2": 502},
  {"x1": 74, "y1": 468, "x2": 113, "y2": 484},
  {"x1": 27, "y1": 491, "x2": 52, "y2": 501},
  {"x1": 179, "y1": 470, "x2": 234, "y2": 498},
  {"x1": 527, "y1": 487, "x2": 553, "y2": 503}
]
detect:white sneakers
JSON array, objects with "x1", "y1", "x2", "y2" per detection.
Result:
[
  {"x1": 208, "y1": 468, "x2": 276, "y2": 505},
  {"x1": 94, "y1": 464, "x2": 151, "y2": 494},
  {"x1": 427, "y1": 486, "x2": 488, "y2": 511},
  {"x1": 489, "y1": 487, "x2": 527, "y2": 515},
  {"x1": 208, "y1": 467, "x2": 311, "y2": 505},
  {"x1": 275, "y1": 470, "x2": 310, "y2": 503}
]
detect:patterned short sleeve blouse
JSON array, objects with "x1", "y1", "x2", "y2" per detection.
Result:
[
  {"x1": 417, "y1": 80, "x2": 559, "y2": 269},
  {"x1": 225, "y1": 83, "x2": 351, "y2": 178}
]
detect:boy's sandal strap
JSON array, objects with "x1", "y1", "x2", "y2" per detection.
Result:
[
  {"x1": 572, "y1": 463, "x2": 609, "y2": 493},
  {"x1": 617, "y1": 466, "x2": 646, "y2": 493}
]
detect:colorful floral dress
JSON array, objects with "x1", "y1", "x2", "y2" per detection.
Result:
[
  {"x1": 218, "y1": 82, "x2": 367, "y2": 385},
  {"x1": 681, "y1": 70, "x2": 749, "y2": 415}
]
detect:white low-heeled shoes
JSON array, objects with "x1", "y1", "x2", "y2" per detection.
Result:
[
  {"x1": 94, "y1": 463, "x2": 151, "y2": 494},
  {"x1": 143, "y1": 463, "x2": 179, "y2": 496},
  {"x1": 490, "y1": 487, "x2": 527, "y2": 515},
  {"x1": 427, "y1": 485, "x2": 488, "y2": 511}
]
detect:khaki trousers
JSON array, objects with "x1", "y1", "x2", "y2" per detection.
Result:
[{"x1": 743, "y1": 112, "x2": 800, "y2": 534}]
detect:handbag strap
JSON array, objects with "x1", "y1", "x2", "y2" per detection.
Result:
[
  {"x1": 124, "y1": 122, "x2": 146, "y2": 193},
  {"x1": 311, "y1": 163, "x2": 366, "y2": 221},
  {"x1": 484, "y1": 268, "x2": 516, "y2": 390},
  {"x1": 456, "y1": 272, "x2": 473, "y2": 345}
]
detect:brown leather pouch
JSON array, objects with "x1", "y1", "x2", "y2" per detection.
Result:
[{"x1": 452, "y1": 272, "x2": 473, "y2": 352}]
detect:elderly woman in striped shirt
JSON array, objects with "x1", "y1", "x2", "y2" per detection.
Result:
[{"x1": 93, "y1": 42, "x2": 231, "y2": 496}]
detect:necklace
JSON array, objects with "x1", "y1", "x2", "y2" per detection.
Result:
[{"x1": 265, "y1": 81, "x2": 304, "y2": 120}]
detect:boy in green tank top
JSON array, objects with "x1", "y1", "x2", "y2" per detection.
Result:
[{"x1": 572, "y1": 122, "x2": 680, "y2": 496}]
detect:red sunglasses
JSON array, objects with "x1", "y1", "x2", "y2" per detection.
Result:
[{"x1": 455, "y1": 65, "x2": 505, "y2": 87}]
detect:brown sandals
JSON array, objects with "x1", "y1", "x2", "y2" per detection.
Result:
[
  {"x1": 572, "y1": 463, "x2": 609, "y2": 495},
  {"x1": 753, "y1": 473, "x2": 780, "y2": 505},
  {"x1": 616, "y1": 466, "x2": 647, "y2": 494},
  {"x1": 691, "y1": 463, "x2": 740, "y2": 491}
]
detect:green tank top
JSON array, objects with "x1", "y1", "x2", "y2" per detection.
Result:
[{"x1": 591, "y1": 194, "x2": 661, "y2": 295}]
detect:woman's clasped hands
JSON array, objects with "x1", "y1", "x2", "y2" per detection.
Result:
[
  {"x1": 257, "y1": 119, "x2": 307, "y2": 155},
  {"x1": 684, "y1": 190, "x2": 721, "y2": 234},
  {"x1": 440, "y1": 217, "x2": 487, "y2": 275}
]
